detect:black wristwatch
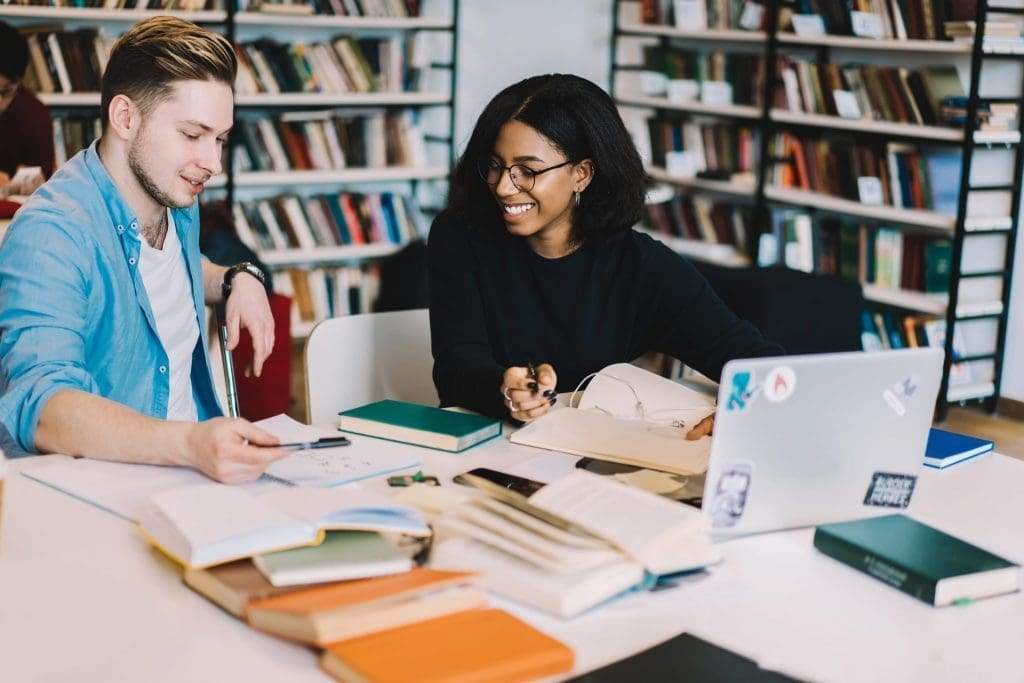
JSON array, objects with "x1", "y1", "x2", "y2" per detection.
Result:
[{"x1": 222, "y1": 261, "x2": 267, "y2": 299}]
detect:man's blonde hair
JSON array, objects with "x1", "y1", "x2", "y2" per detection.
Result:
[{"x1": 101, "y1": 16, "x2": 236, "y2": 127}]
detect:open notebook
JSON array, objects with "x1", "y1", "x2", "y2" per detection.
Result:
[{"x1": 510, "y1": 363, "x2": 716, "y2": 475}]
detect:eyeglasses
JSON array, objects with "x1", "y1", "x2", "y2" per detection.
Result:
[
  {"x1": 476, "y1": 157, "x2": 572, "y2": 192},
  {"x1": 570, "y1": 371, "x2": 712, "y2": 436},
  {"x1": 0, "y1": 81, "x2": 18, "y2": 100}
]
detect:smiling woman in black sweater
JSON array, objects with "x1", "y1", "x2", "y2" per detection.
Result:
[{"x1": 428, "y1": 74, "x2": 783, "y2": 436}]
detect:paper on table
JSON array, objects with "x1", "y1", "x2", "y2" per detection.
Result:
[
  {"x1": 577, "y1": 363, "x2": 715, "y2": 426},
  {"x1": 21, "y1": 458, "x2": 218, "y2": 522},
  {"x1": 256, "y1": 414, "x2": 422, "y2": 487},
  {"x1": 510, "y1": 407, "x2": 711, "y2": 476}
]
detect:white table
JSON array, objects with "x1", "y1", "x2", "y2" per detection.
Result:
[{"x1": 1, "y1": 439, "x2": 1022, "y2": 683}]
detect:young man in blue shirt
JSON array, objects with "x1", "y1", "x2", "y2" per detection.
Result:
[{"x1": 0, "y1": 17, "x2": 288, "y2": 483}]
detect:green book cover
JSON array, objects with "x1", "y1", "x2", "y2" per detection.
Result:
[
  {"x1": 814, "y1": 515, "x2": 1020, "y2": 606},
  {"x1": 254, "y1": 531, "x2": 411, "y2": 587},
  {"x1": 339, "y1": 399, "x2": 502, "y2": 452}
]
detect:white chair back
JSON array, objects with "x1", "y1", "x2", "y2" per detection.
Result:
[{"x1": 303, "y1": 308, "x2": 437, "y2": 425}]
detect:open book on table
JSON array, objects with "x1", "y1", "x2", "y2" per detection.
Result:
[
  {"x1": 510, "y1": 362, "x2": 717, "y2": 475},
  {"x1": 431, "y1": 469, "x2": 720, "y2": 617},
  {"x1": 138, "y1": 484, "x2": 429, "y2": 569}
]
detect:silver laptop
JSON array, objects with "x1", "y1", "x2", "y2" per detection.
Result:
[{"x1": 703, "y1": 348, "x2": 943, "y2": 538}]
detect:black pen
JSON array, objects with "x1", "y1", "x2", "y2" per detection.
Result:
[
  {"x1": 527, "y1": 360, "x2": 539, "y2": 395},
  {"x1": 265, "y1": 436, "x2": 351, "y2": 451}
]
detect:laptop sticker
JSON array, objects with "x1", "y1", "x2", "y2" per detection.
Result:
[
  {"x1": 709, "y1": 462, "x2": 752, "y2": 528},
  {"x1": 725, "y1": 371, "x2": 759, "y2": 411},
  {"x1": 863, "y1": 472, "x2": 917, "y2": 508},
  {"x1": 882, "y1": 375, "x2": 919, "y2": 417},
  {"x1": 763, "y1": 366, "x2": 796, "y2": 402}
]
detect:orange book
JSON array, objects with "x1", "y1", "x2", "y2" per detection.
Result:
[
  {"x1": 247, "y1": 568, "x2": 483, "y2": 646},
  {"x1": 320, "y1": 608, "x2": 574, "y2": 683}
]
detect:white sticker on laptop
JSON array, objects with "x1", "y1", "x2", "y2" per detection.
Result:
[
  {"x1": 763, "y1": 366, "x2": 796, "y2": 402},
  {"x1": 725, "y1": 370, "x2": 759, "y2": 411},
  {"x1": 863, "y1": 472, "x2": 916, "y2": 508},
  {"x1": 882, "y1": 374, "x2": 919, "y2": 417},
  {"x1": 709, "y1": 461, "x2": 753, "y2": 528}
]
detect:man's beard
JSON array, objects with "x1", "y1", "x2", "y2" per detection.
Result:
[{"x1": 128, "y1": 133, "x2": 192, "y2": 210}]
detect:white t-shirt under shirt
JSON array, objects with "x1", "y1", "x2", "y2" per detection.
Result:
[{"x1": 139, "y1": 211, "x2": 200, "y2": 421}]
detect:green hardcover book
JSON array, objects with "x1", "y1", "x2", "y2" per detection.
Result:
[
  {"x1": 254, "y1": 531, "x2": 412, "y2": 587},
  {"x1": 814, "y1": 515, "x2": 1020, "y2": 606},
  {"x1": 339, "y1": 399, "x2": 502, "y2": 452}
]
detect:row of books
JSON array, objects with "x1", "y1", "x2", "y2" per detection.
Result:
[
  {"x1": 775, "y1": 59, "x2": 965, "y2": 128},
  {"x1": 646, "y1": 119, "x2": 758, "y2": 180},
  {"x1": 769, "y1": 133, "x2": 962, "y2": 214},
  {"x1": 239, "y1": 0, "x2": 419, "y2": 16},
  {"x1": 20, "y1": 27, "x2": 114, "y2": 95},
  {"x1": 52, "y1": 114, "x2": 101, "y2": 167},
  {"x1": 234, "y1": 109, "x2": 426, "y2": 173},
  {"x1": 639, "y1": 0, "x2": 760, "y2": 30},
  {"x1": 3, "y1": 0, "x2": 220, "y2": 8},
  {"x1": 644, "y1": 192, "x2": 754, "y2": 252},
  {"x1": 231, "y1": 192, "x2": 424, "y2": 252},
  {"x1": 861, "y1": 311, "x2": 971, "y2": 383},
  {"x1": 234, "y1": 34, "x2": 427, "y2": 95},
  {"x1": 275, "y1": 264, "x2": 380, "y2": 324},
  {"x1": 641, "y1": 46, "x2": 764, "y2": 107},
  {"x1": 773, "y1": 212, "x2": 950, "y2": 292},
  {"x1": 781, "y1": 1, "x2": 969, "y2": 41}
]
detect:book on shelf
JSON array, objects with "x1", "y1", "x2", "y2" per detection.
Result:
[
  {"x1": 637, "y1": 0, "x2": 767, "y2": 31},
  {"x1": 253, "y1": 530, "x2": 412, "y2": 587},
  {"x1": 923, "y1": 427, "x2": 994, "y2": 469},
  {"x1": 138, "y1": 482, "x2": 429, "y2": 569},
  {"x1": 436, "y1": 471, "x2": 716, "y2": 618},
  {"x1": 781, "y1": 0, "x2": 957, "y2": 41},
  {"x1": 238, "y1": 0, "x2": 420, "y2": 17},
  {"x1": 19, "y1": 27, "x2": 114, "y2": 95},
  {"x1": 338, "y1": 399, "x2": 502, "y2": 452},
  {"x1": 247, "y1": 568, "x2": 483, "y2": 646},
  {"x1": 813, "y1": 514, "x2": 1020, "y2": 606},
  {"x1": 274, "y1": 265, "x2": 381, "y2": 327},
  {"x1": 319, "y1": 608, "x2": 574, "y2": 683}
]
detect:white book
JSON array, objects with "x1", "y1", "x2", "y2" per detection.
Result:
[
  {"x1": 281, "y1": 195, "x2": 318, "y2": 250},
  {"x1": 138, "y1": 483, "x2": 429, "y2": 570},
  {"x1": 256, "y1": 199, "x2": 291, "y2": 250},
  {"x1": 255, "y1": 118, "x2": 291, "y2": 172},
  {"x1": 231, "y1": 201, "x2": 261, "y2": 251},
  {"x1": 46, "y1": 33, "x2": 72, "y2": 94},
  {"x1": 247, "y1": 45, "x2": 282, "y2": 94},
  {"x1": 321, "y1": 116, "x2": 347, "y2": 169}
]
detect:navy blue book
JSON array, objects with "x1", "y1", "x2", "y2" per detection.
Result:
[{"x1": 924, "y1": 428, "x2": 994, "y2": 469}]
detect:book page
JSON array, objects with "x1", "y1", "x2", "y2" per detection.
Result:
[
  {"x1": 255, "y1": 486, "x2": 430, "y2": 536},
  {"x1": 529, "y1": 470, "x2": 713, "y2": 572},
  {"x1": 256, "y1": 414, "x2": 422, "y2": 487}
]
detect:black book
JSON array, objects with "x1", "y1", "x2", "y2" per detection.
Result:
[{"x1": 569, "y1": 632, "x2": 801, "y2": 683}]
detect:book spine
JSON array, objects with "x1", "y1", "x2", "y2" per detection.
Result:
[{"x1": 813, "y1": 527, "x2": 937, "y2": 604}]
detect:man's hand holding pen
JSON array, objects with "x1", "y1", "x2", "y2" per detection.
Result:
[{"x1": 500, "y1": 361, "x2": 558, "y2": 421}]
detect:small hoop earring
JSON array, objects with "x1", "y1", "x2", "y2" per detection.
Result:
[{"x1": 574, "y1": 191, "x2": 581, "y2": 207}]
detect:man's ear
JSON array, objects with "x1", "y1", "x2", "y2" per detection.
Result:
[
  {"x1": 106, "y1": 94, "x2": 138, "y2": 142},
  {"x1": 574, "y1": 158, "x2": 594, "y2": 193}
]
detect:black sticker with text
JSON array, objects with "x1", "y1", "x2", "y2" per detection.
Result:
[{"x1": 863, "y1": 472, "x2": 917, "y2": 508}]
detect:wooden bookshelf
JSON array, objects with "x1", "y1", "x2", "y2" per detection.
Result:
[
  {"x1": 646, "y1": 167, "x2": 757, "y2": 199},
  {"x1": 233, "y1": 167, "x2": 449, "y2": 187},
  {"x1": 233, "y1": 13, "x2": 451, "y2": 30},
  {"x1": 260, "y1": 243, "x2": 403, "y2": 268},
  {"x1": 763, "y1": 187, "x2": 956, "y2": 232},
  {"x1": 638, "y1": 227, "x2": 750, "y2": 266},
  {"x1": 776, "y1": 32, "x2": 972, "y2": 53},
  {"x1": 0, "y1": 6, "x2": 226, "y2": 22},
  {"x1": 617, "y1": 20, "x2": 766, "y2": 43},
  {"x1": 233, "y1": 92, "x2": 451, "y2": 107},
  {"x1": 769, "y1": 110, "x2": 964, "y2": 142},
  {"x1": 617, "y1": 95, "x2": 761, "y2": 120},
  {"x1": 38, "y1": 93, "x2": 102, "y2": 107}
]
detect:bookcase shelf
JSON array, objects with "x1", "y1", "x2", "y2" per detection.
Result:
[
  {"x1": 233, "y1": 167, "x2": 450, "y2": 187},
  {"x1": 260, "y1": 243, "x2": 403, "y2": 268},
  {"x1": 613, "y1": 0, "x2": 1023, "y2": 420},
  {"x1": 646, "y1": 167, "x2": 756, "y2": 199},
  {"x1": 769, "y1": 110, "x2": 964, "y2": 142},
  {"x1": 617, "y1": 94, "x2": 761, "y2": 120},
  {"x1": 233, "y1": 92, "x2": 451, "y2": 107},
  {"x1": 776, "y1": 32, "x2": 972, "y2": 53},
  {"x1": 38, "y1": 93, "x2": 101, "y2": 107},
  {"x1": 0, "y1": 6, "x2": 226, "y2": 23},
  {"x1": 617, "y1": 20, "x2": 766, "y2": 43},
  {"x1": 232, "y1": 13, "x2": 452, "y2": 30},
  {"x1": 639, "y1": 227, "x2": 750, "y2": 266},
  {"x1": 763, "y1": 187, "x2": 956, "y2": 232}
]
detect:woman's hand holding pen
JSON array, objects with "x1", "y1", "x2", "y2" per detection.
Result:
[
  {"x1": 501, "y1": 362, "x2": 557, "y2": 421},
  {"x1": 685, "y1": 413, "x2": 715, "y2": 440}
]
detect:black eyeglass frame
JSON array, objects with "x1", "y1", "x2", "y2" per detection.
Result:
[{"x1": 476, "y1": 157, "x2": 574, "y2": 192}]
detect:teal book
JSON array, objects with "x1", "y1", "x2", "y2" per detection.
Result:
[
  {"x1": 254, "y1": 531, "x2": 412, "y2": 587},
  {"x1": 814, "y1": 515, "x2": 1020, "y2": 606},
  {"x1": 339, "y1": 399, "x2": 502, "y2": 452}
]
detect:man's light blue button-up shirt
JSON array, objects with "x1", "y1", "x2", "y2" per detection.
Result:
[{"x1": 0, "y1": 140, "x2": 222, "y2": 454}]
